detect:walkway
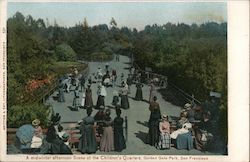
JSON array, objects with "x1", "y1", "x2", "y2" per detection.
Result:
[{"x1": 46, "y1": 55, "x2": 223, "y2": 155}]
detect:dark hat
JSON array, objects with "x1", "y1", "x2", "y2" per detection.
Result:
[{"x1": 62, "y1": 133, "x2": 69, "y2": 141}]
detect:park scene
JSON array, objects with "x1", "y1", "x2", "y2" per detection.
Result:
[{"x1": 7, "y1": 2, "x2": 227, "y2": 155}]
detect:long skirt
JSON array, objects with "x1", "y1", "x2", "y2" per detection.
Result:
[
  {"x1": 135, "y1": 88, "x2": 143, "y2": 101},
  {"x1": 96, "y1": 95, "x2": 105, "y2": 109},
  {"x1": 58, "y1": 88, "x2": 65, "y2": 102},
  {"x1": 100, "y1": 126, "x2": 114, "y2": 152},
  {"x1": 148, "y1": 120, "x2": 159, "y2": 146},
  {"x1": 73, "y1": 97, "x2": 80, "y2": 110},
  {"x1": 114, "y1": 128, "x2": 126, "y2": 152},
  {"x1": 157, "y1": 133, "x2": 171, "y2": 149},
  {"x1": 112, "y1": 96, "x2": 119, "y2": 107},
  {"x1": 85, "y1": 93, "x2": 93, "y2": 108},
  {"x1": 120, "y1": 95, "x2": 129, "y2": 109},
  {"x1": 78, "y1": 127, "x2": 97, "y2": 154}
]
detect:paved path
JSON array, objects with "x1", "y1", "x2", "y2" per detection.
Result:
[{"x1": 46, "y1": 55, "x2": 223, "y2": 155}]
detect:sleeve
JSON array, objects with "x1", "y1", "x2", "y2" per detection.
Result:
[{"x1": 159, "y1": 122, "x2": 163, "y2": 134}]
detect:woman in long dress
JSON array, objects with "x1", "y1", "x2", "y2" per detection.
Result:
[
  {"x1": 84, "y1": 84, "x2": 93, "y2": 108},
  {"x1": 58, "y1": 80, "x2": 65, "y2": 102},
  {"x1": 157, "y1": 114, "x2": 171, "y2": 150},
  {"x1": 114, "y1": 109, "x2": 126, "y2": 152},
  {"x1": 78, "y1": 108, "x2": 97, "y2": 154},
  {"x1": 100, "y1": 109, "x2": 114, "y2": 152},
  {"x1": 149, "y1": 82, "x2": 157, "y2": 103},
  {"x1": 148, "y1": 96, "x2": 161, "y2": 146},
  {"x1": 112, "y1": 90, "x2": 119, "y2": 107},
  {"x1": 120, "y1": 83, "x2": 130, "y2": 109},
  {"x1": 72, "y1": 86, "x2": 80, "y2": 110},
  {"x1": 96, "y1": 84, "x2": 107, "y2": 109},
  {"x1": 135, "y1": 82, "x2": 143, "y2": 101}
]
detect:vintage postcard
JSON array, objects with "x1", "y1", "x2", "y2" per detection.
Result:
[{"x1": 0, "y1": 0, "x2": 249, "y2": 162}]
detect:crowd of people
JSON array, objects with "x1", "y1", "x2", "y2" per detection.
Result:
[
  {"x1": 147, "y1": 99, "x2": 215, "y2": 152},
  {"x1": 14, "y1": 59, "x2": 217, "y2": 154}
]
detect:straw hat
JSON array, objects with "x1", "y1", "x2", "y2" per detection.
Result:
[{"x1": 32, "y1": 119, "x2": 40, "y2": 126}]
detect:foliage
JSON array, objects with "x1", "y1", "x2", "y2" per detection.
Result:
[
  {"x1": 7, "y1": 104, "x2": 51, "y2": 128},
  {"x1": 55, "y1": 43, "x2": 77, "y2": 61}
]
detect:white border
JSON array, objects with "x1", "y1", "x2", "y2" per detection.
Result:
[{"x1": 0, "y1": 0, "x2": 249, "y2": 162}]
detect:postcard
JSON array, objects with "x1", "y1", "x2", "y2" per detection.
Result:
[{"x1": 0, "y1": 0, "x2": 249, "y2": 162}]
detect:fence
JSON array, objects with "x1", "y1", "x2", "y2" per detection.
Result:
[
  {"x1": 133, "y1": 62, "x2": 201, "y2": 106},
  {"x1": 36, "y1": 62, "x2": 90, "y2": 104}
]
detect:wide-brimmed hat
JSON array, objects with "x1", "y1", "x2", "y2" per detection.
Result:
[
  {"x1": 32, "y1": 119, "x2": 40, "y2": 126},
  {"x1": 161, "y1": 114, "x2": 168, "y2": 120},
  {"x1": 184, "y1": 103, "x2": 192, "y2": 109}
]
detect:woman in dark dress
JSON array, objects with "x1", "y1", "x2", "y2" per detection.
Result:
[
  {"x1": 96, "y1": 84, "x2": 106, "y2": 109},
  {"x1": 78, "y1": 108, "x2": 97, "y2": 154},
  {"x1": 58, "y1": 79, "x2": 65, "y2": 102},
  {"x1": 114, "y1": 109, "x2": 126, "y2": 152},
  {"x1": 112, "y1": 90, "x2": 119, "y2": 107},
  {"x1": 84, "y1": 84, "x2": 93, "y2": 108},
  {"x1": 148, "y1": 96, "x2": 161, "y2": 147},
  {"x1": 135, "y1": 82, "x2": 143, "y2": 101}
]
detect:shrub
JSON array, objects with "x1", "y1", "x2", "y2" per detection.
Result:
[
  {"x1": 55, "y1": 43, "x2": 77, "y2": 61},
  {"x1": 7, "y1": 104, "x2": 51, "y2": 128}
]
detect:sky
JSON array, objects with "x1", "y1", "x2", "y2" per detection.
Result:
[{"x1": 7, "y1": 2, "x2": 227, "y2": 30}]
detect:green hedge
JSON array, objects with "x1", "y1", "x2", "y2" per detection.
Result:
[{"x1": 7, "y1": 104, "x2": 51, "y2": 128}]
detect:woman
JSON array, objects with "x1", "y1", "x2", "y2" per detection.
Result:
[
  {"x1": 84, "y1": 84, "x2": 94, "y2": 108},
  {"x1": 58, "y1": 79, "x2": 65, "y2": 102},
  {"x1": 135, "y1": 82, "x2": 143, "y2": 101},
  {"x1": 148, "y1": 96, "x2": 161, "y2": 146},
  {"x1": 96, "y1": 84, "x2": 107, "y2": 109},
  {"x1": 78, "y1": 108, "x2": 97, "y2": 154},
  {"x1": 157, "y1": 115, "x2": 171, "y2": 150},
  {"x1": 100, "y1": 109, "x2": 114, "y2": 152},
  {"x1": 177, "y1": 111, "x2": 189, "y2": 129},
  {"x1": 114, "y1": 109, "x2": 126, "y2": 152},
  {"x1": 72, "y1": 86, "x2": 80, "y2": 110},
  {"x1": 120, "y1": 83, "x2": 130, "y2": 109},
  {"x1": 112, "y1": 90, "x2": 119, "y2": 107},
  {"x1": 30, "y1": 119, "x2": 44, "y2": 148},
  {"x1": 149, "y1": 82, "x2": 157, "y2": 103}
]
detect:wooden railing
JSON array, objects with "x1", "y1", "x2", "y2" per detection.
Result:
[{"x1": 133, "y1": 62, "x2": 201, "y2": 105}]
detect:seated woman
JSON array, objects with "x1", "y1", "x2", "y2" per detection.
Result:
[
  {"x1": 100, "y1": 109, "x2": 114, "y2": 152},
  {"x1": 30, "y1": 119, "x2": 44, "y2": 148},
  {"x1": 176, "y1": 131, "x2": 193, "y2": 150},
  {"x1": 177, "y1": 111, "x2": 189, "y2": 129},
  {"x1": 157, "y1": 114, "x2": 171, "y2": 150}
]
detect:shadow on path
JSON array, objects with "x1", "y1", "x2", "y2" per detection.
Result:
[
  {"x1": 135, "y1": 131, "x2": 148, "y2": 144},
  {"x1": 136, "y1": 121, "x2": 148, "y2": 128}
]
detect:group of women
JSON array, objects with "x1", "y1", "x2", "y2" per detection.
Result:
[
  {"x1": 147, "y1": 98, "x2": 214, "y2": 151},
  {"x1": 78, "y1": 108, "x2": 126, "y2": 154}
]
